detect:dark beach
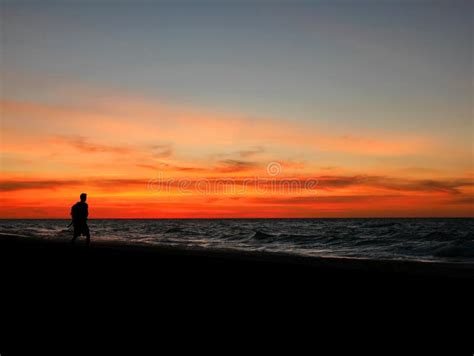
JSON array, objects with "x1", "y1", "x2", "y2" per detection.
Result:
[
  {"x1": 2, "y1": 233, "x2": 474, "y2": 280},
  {"x1": 2, "y1": 233, "x2": 473, "y2": 306},
  {"x1": 1, "y1": 233, "x2": 473, "y2": 352}
]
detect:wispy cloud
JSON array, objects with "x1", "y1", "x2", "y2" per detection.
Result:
[
  {"x1": 244, "y1": 195, "x2": 400, "y2": 205},
  {"x1": 53, "y1": 136, "x2": 132, "y2": 154},
  {"x1": 317, "y1": 175, "x2": 473, "y2": 194},
  {"x1": 150, "y1": 144, "x2": 173, "y2": 159},
  {"x1": 1, "y1": 175, "x2": 472, "y2": 196},
  {"x1": 215, "y1": 159, "x2": 259, "y2": 173},
  {"x1": 0, "y1": 180, "x2": 81, "y2": 192},
  {"x1": 2, "y1": 98, "x2": 434, "y2": 157},
  {"x1": 0, "y1": 178, "x2": 147, "y2": 192},
  {"x1": 236, "y1": 146, "x2": 265, "y2": 158}
]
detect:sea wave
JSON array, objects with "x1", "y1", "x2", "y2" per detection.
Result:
[{"x1": 1, "y1": 218, "x2": 473, "y2": 262}]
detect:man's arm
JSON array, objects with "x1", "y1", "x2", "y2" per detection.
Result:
[{"x1": 68, "y1": 205, "x2": 75, "y2": 227}]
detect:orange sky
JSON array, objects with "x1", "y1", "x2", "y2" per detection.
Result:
[{"x1": 1, "y1": 89, "x2": 472, "y2": 218}]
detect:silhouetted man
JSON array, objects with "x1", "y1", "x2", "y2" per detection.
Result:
[{"x1": 71, "y1": 193, "x2": 90, "y2": 246}]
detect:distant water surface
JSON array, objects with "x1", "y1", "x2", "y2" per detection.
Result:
[{"x1": 1, "y1": 218, "x2": 473, "y2": 263}]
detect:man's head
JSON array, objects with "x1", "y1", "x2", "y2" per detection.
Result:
[{"x1": 80, "y1": 193, "x2": 87, "y2": 202}]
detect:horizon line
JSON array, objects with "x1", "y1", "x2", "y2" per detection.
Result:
[{"x1": 1, "y1": 217, "x2": 472, "y2": 220}]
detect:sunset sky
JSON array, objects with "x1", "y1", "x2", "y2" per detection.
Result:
[{"x1": 1, "y1": 0, "x2": 472, "y2": 218}]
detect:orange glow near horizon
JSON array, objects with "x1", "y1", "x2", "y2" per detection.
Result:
[{"x1": 1, "y1": 93, "x2": 473, "y2": 218}]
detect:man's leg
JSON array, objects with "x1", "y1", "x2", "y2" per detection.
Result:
[
  {"x1": 71, "y1": 231, "x2": 78, "y2": 244},
  {"x1": 85, "y1": 225, "x2": 90, "y2": 247}
]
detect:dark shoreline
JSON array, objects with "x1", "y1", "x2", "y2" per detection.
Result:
[
  {"x1": 1, "y1": 233, "x2": 473, "y2": 352},
  {"x1": 1, "y1": 233, "x2": 473, "y2": 280}
]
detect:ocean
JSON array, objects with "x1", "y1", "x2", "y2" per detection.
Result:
[{"x1": 1, "y1": 218, "x2": 473, "y2": 263}]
